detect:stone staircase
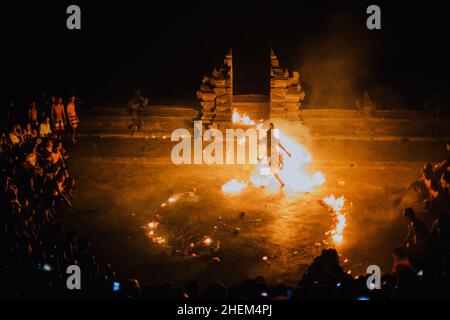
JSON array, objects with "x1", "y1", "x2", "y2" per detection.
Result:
[
  {"x1": 78, "y1": 105, "x2": 200, "y2": 137},
  {"x1": 299, "y1": 109, "x2": 450, "y2": 140},
  {"x1": 78, "y1": 103, "x2": 450, "y2": 141}
]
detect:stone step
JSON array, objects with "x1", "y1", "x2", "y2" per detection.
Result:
[
  {"x1": 80, "y1": 105, "x2": 200, "y2": 117},
  {"x1": 299, "y1": 108, "x2": 441, "y2": 120},
  {"x1": 77, "y1": 105, "x2": 450, "y2": 140}
]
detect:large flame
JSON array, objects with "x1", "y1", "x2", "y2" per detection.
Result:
[
  {"x1": 224, "y1": 112, "x2": 325, "y2": 195},
  {"x1": 249, "y1": 130, "x2": 325, "y2": 194},
  {"x1": 222, "y1": 179, "x2": 247, "y2": 194},
  {"x1": 232, "y1": 109, "x2": 256, "y2": 125},
  {"x1": 323, "y1": 195, "x2": 346, "y2": 245}
]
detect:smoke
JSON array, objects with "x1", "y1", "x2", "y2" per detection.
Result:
[{"x1": 297, "y1": 10, "x2": 378, "y2": 108}]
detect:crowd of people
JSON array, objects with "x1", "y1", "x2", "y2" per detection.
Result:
[
  {"x1": 2, "y1": 96, "x2": 79, "y2": 145},
  {"x1": 0, "y1": 95, "x2": 88, "y2": 299},
  {"x1": 1, "y1": 95, "x2": 450, "y2": 299}
]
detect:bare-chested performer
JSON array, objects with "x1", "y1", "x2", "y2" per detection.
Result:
[
  {"x1": 267, "y1": 123, "x2": 291, "y2": 189},
  {"x1": 67, "y1": 96, "x2": 79, "y2": 143},
  {"x1": 52, "y1": 97, "x2": 66, "y2": 138}
]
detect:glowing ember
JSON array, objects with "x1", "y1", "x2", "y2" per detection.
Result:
[
  {"x1": 146, "y1": 220, "x2": 166, "y2": 245},
  {"x1": 222, "y1": 179, "x2": 247, "y2": 194},
  {"x1": 148, "y1": 222, "x2": 158, "y2": 229},
  {"x1": 168, "y1": 197, "x2": 176, "y2": 203},
  {"x1": 323, "y1": 195, "x2": 347, "y2": 245},
  {"x1": 203, "y1": 237, "x2": 213, "y2": 246},
  {"x1": 155, "y1": 236, "x2": 165, "y2": 244},
  {"x1": 160, "y1": 202, "x2": 167, "y2": 208},
  {"x1": 232, "y1": 109, "x2": 256, "y2": 125}
]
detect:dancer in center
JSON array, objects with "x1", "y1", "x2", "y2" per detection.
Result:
[{"x1": 266, "y1": 123, "x2": 291, "y2": 189}]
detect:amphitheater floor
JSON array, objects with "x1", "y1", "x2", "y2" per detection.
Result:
[{"x1": 61, "y1": 135, "x2": 447, "y2": 289}]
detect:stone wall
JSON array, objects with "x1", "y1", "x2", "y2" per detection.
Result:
[
  {"x1": 196, "y1": 50, "x2": 233, "y2": 128},
  {"x1": 78, "y1": 105, "x2": 450, "y2": 141}
]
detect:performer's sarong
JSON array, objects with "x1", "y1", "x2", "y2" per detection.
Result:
[
  {"x1": 54, "y1": 119, "x2": 65, "y2": 131},
  {"x1": 69, "y1": 114, "x2": 79, "y2": 129}
]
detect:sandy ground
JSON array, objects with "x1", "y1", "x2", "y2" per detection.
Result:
[{"x1": 61, "y1": 137, "x2": 447, "y2": 289}]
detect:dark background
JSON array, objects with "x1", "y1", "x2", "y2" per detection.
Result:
[{"x1": 1, "y1": 0, "x2": 449, "y2": 108}]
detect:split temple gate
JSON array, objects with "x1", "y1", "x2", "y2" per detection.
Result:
[{"x1": 196, "y1": 49, "x2": 306, "y2": 128}]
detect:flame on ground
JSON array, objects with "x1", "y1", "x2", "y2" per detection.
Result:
[
  {"x1": 232, "y1": 109, "x2": 256, "y2": 125},
  {"x1": 226, "y1": 111, "x2": 325, "y2": 195},
  {"x1": 146, "y1": 221, "x2": 166, "y2": 245},
  {"x1": 323, "y1": 195, "x2": 346, "y2": 245},
  {"x1": 203, "y1": 236, "x2": 213, "y2": 246},
  {"x1": 222, "y1": 179, "x2": 247, "y2": 194},
  {"x1": 250, "y1": 130, "x2": 325, "y2": 194}
]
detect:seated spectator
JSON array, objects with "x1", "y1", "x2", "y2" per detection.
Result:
[
  {"x1": 9, "y1": 124, "x2": 23, "y2": 146},
  {"x1": 24, "y1": 147, "x2": 42, "y2": 172},
  {"x1": 403, "y1": 208, "x2": 430, "y2": 249},
  {"x1": 355, "y1": 91, "x2": 376, "y2": 114},
  {"x1": 39, "y1": 117, "x2": 52, "y2": 138},
  {"x1": 300, "y1": 248, "x2": 345, "y2": 285},
  {"x1": 23, "y1": 123, "x2": 37, "y2": 141},
  {"x1": 127, "y1": 89, "x2": 148, "y2": 112},
  {"x1": 28, "y1": 101, "x2": 39, "y2": 128},
  {"x1": 123, "y1": 279, "x2": 142, "y2": 299},
  {"x1": 431, "y1": 211, "x2": 450, "y2": 252},
  {"x1": 201, "y1": 282, "x2": 226, "y2": 300},
  {"x1": 440, "y1": 169, "x2": 450, "y2": 191},
  {"x1": 62, "y1": 169, "x2": 75, "y2": 198},
  {"x1": 425, "y1": 180, "x2": 450, "y2": 216},
  {"x1": 55, "y1": 141, "x2": 68, "y2": 167},
  {"x1": 0, "y1": 133, "x2": 7, "y2": 159},
  {"x1": 49, "y1": 171, "x2": 72, "y2": 208},
  {"x1": 184, "y1": 280, "x2": 199, "y2": 300},
  {"x1": 422, "y1": 163, "x2": 434, "y2": 193},
  {"x1": 392, "y1": 247, "x2": 412, "y2": 275}
]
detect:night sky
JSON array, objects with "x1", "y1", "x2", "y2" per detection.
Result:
[{"x1": 1, "y1": 1, "x2": 449, "y2": 108}]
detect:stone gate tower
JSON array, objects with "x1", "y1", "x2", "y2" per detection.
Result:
[
  {"x1": 196, "y1": 49, "x2": 233, "y2": 128},
  {"x1": 197, "y1": 49, "x2": 305, "y2": 127},
  {"x1": 269, "y1": 49, "x2": 305, "y2": 119}
]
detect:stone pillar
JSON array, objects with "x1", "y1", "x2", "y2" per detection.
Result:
[
  {"x1": 269, "y1": 49, "x2": 305, "y2": 119},
  {"x1": 196, "y1": 76, "x2": 217, "y2": 127},
  {"x1": 197, "y1": 50, "x2": 233, "y2": 128}
]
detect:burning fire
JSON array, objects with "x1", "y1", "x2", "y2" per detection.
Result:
[
  {"x1": 225, "y1": 113, "x2": 350, "y2": 245},
  {"x1": 146, "y1": 221, "x2": 166, "y2": 244},
  {"x1": 250, "y1": 130, "x2": 325, "y2": 194},
  {"x1": 232, "y1": 109, "x2": 256, "y2": 125},
  {"x1": 222, "y1": 179, "x2": 247, "y2": 194},
  {"x1": 148, "y1": 222, "x2": 159, "y2": 229},
  {"x1": 203, "y1": 237, "x2": 213, "y2": 246},
  {"x1": 323, "y1": 195, "x2": 346, "y2": 245},
  {"x1": 224, "y1": 113, "x2": 325, "y2": 194}
]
